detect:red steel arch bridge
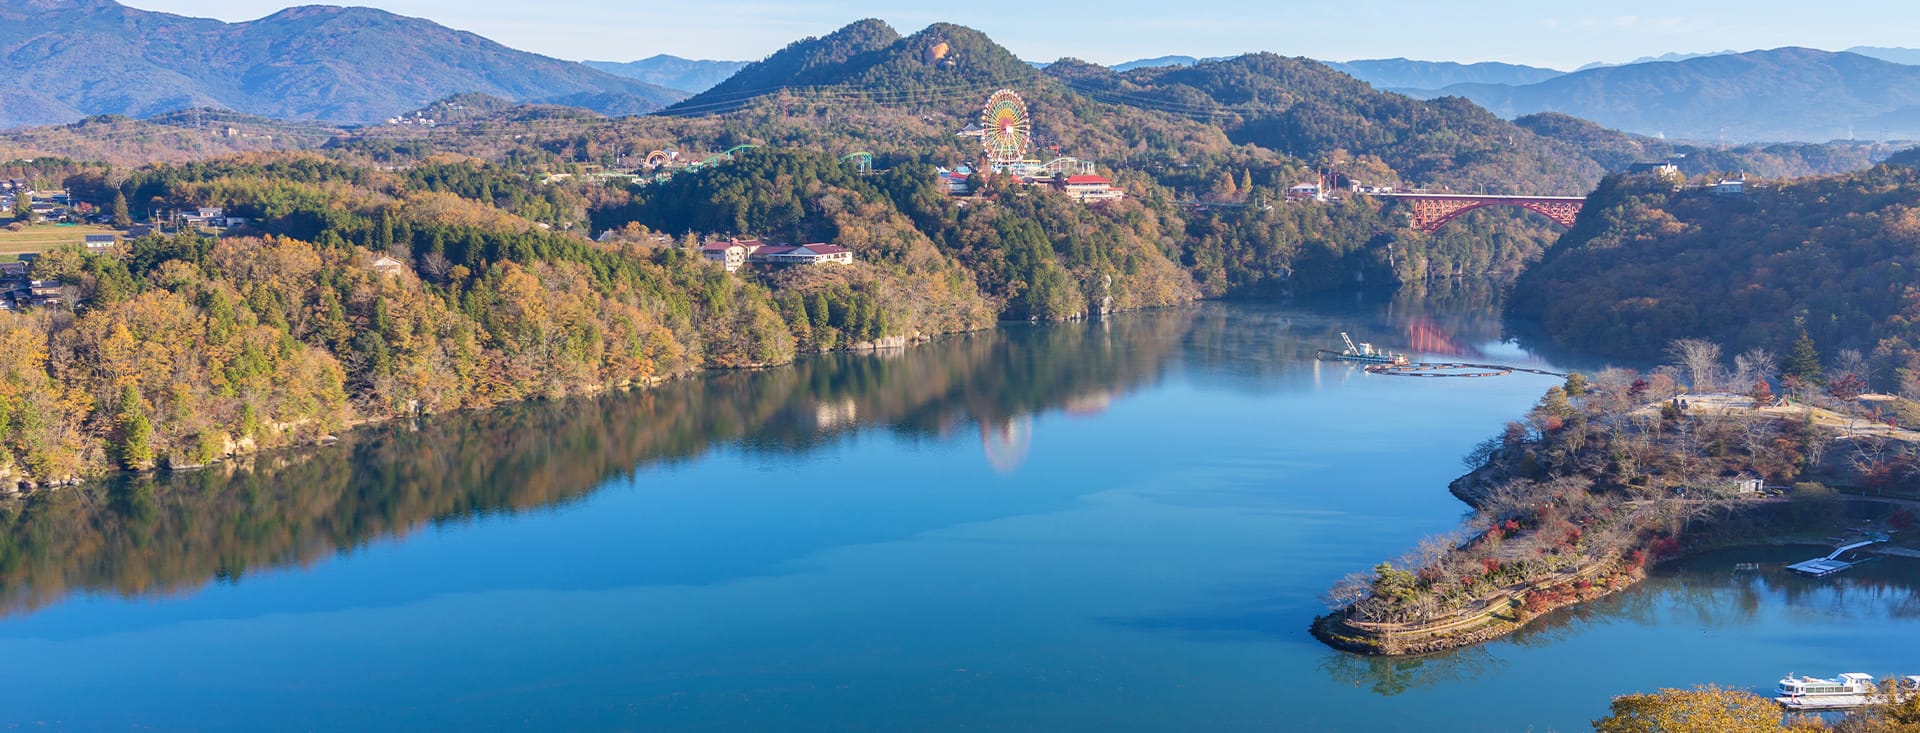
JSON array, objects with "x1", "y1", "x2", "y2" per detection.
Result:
[{"x1": 1372, "y1": 192, "x2": 1587, "y2": 234}]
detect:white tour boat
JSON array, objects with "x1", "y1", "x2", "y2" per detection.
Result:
[{"x1": 1775, "y1": 672, "x2": 1880, "y2": 711}]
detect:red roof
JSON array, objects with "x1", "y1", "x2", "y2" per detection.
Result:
[{"x1": 1062, "y1": 175, "x2": 1112, "y2": 185}]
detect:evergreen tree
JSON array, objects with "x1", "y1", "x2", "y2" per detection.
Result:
[
  {"x1": 110, "y1": 190, "x2": 132, "y2": 228},
  {"x1": 1784, "y1": 317, "x2": 1823, "y2": 383},
  {"x1": 12, "y1": 191, "x2": 29, "y2": 220},
  {"x1": 114, "y1": 385, "x2": 156, "y2": 470}
]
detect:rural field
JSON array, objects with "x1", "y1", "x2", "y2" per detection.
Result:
[{"x1": 0, "y1": 224, "x2": 117, "y2": 257}]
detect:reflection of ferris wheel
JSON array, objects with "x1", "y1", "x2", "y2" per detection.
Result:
[{"x1": 980, "y1": 89, "x2": 1033, "y2": 164}]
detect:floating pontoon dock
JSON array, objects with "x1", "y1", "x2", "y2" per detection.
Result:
[{"x1": 1787, "y1": 540, "x2": 1883, "y2": 577}]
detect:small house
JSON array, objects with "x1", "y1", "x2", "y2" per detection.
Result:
[
  {"x1": 27, "y1": 280, "x2": 62, "y2": 307},
  {"x1": 368, "y1": 254, "x2": 408, "y2": 277},
  {"x1": 181, "y1": 207, "x2": 248, "y2": 229},
  {"x1": 83, "y1": 233, "x2": 117, "y2": 252},
  {"x1": 1286, "y1": 183, "x2": 1324, "y2": 202}
]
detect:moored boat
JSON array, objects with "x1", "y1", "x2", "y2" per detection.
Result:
[{"x1": 1775, "y1": 672, "x2": 1880, "y2": 711}]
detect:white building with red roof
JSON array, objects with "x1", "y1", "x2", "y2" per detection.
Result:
[
  {"x1": 1052, "y1": 174, "x2": 1125, "y2": 203},
  {"x1": 752, "y1": 243, "x2": 854, "y2": 266}
]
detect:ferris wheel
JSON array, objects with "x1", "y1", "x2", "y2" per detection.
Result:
[{"x1": 980, "y1": 89, "x2": 1033, "y2": 164}]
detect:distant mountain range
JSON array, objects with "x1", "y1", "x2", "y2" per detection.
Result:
[
  {"x1": 583, "y1": 55, "x2": 749, "y2": 94},
  {"x1": 1322, "y1": 58, "x2": 1564, "y2": 91},
  {"x1": 1109, "y1": 55, "x2": 1209, "y2": 72},
  {"x1": 1418, "y1": 48, "x2": 1920, "y2": 142},
  {"x1": 1575, "y1": 50, "x2": 1736, "y2": 71},
  {"x1": 1850, "y1": 46, "x2": 1920, "y2": 66},
  {"x1": 0, "y1": 0, "x2": 685, "y2": 129},
  {"x1": 9, "y1": 0, "x2": 1920, "y2": 145}
]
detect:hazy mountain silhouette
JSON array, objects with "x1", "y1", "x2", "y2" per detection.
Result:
[{"x1": 0, "y1": 0, "x2": 686, "y2": 128}]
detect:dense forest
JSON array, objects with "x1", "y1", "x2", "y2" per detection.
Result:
[
  {"x1": 2, "y1": 152, "x2": 907, "y2": 485},
  {"x1": 1509, "y1": 150, "x2": 1920, "y2": 383}
]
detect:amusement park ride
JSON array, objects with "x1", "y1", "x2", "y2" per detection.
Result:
[
  {"x1": 941, "y1": 89, "x2": 1119, "y2": 201},
  {"x1": 970, "y1": 89, "x2": 1096, "y2": 178}
]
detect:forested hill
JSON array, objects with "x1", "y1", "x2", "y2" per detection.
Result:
[
  {"x1": 0, "y1": 0, "x2": 686, "y2": 128},
  {"x1": 1508, "y1": 150, "x2": 1920, "y2": 370},
  {"x1": 0, "y1": 151, "x2": 996, "y2": 487},
  {"x1": 1054, "y1": 53, "x2": 1603, "y2": 195},
  {"x1": 665, "y1": 20, "x2": 1601, "y2": 195},
  {"x1": 668, "y1": 19, "x2": 913, "y2": 113}
]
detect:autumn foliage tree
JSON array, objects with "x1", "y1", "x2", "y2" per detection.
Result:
[{"x1": 1593, "y1": 686, "x2": 1817, "y2": 733}]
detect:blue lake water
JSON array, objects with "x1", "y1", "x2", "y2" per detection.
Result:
[{"x1": 0, "y1": 298, "x2": 1914, "y2": 732}]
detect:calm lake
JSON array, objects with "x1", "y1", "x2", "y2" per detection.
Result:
[{"x1": 0, "y1": 293, "x2": 1914, "y2": 732}]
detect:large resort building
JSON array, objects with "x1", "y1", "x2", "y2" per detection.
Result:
[
  {"x1": 1053, "y1": 175, "x2": 1125, "y2": 203},
  {"x1": 699, "y1": 238, "x2": 856, "y2": 272}
]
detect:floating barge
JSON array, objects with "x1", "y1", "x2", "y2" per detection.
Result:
[
  {"x1": 1317, "y1": 332, "x2": 1410, "y2": 366},
  {"x1": 1787, "y1": 540, "x2": 1883, "y2": 577}
]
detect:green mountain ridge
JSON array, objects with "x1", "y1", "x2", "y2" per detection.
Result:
[{"x1": 0, "y1": 0, "x2": 687, "y2": 128}]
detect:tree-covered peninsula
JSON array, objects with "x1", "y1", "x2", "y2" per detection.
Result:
[{"x1": 1510, "y1": 150, "x2": 1920, "y2": 372}]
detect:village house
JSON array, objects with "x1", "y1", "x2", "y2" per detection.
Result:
[
  {"x1": 27, "y1": 279, "x2": 63, "y2": 307},
  {"x1": 84, "y1": 233, "x2": 117, "y2": 253},
  {"x1": 0, "y1": 262, "x2": 27, "y2": 311},
  {"x1": 179, "y1": 207, "x2": 248, "y2": 229},
  {"x1": 368, "y1": 254, "x2": 409, "y2": 277}
]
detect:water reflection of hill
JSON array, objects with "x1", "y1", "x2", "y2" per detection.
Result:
[{"x1": 0, "y1": 310, "x2": 1196, "y2": 619}]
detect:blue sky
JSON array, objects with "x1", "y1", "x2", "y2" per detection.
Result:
[{"x1": 123, "y1": 0, "x2": 1916, "y2": 69}]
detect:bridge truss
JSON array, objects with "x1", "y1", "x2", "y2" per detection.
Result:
[{"x1": 1375, "y1": 193, "x2": 1586, "y2": 234}]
